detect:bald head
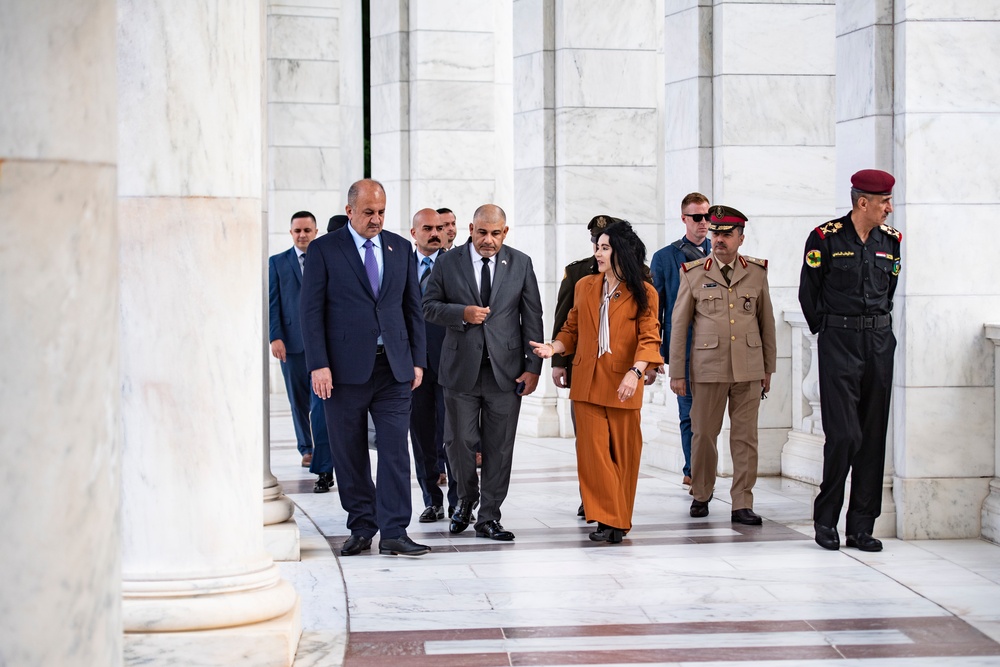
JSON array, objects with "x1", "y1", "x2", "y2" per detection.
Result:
[
  {"x1": 410, "y1": 208, "x2": 444, "y2": 256},
  {"x1": 345, "y1": 179, "x2": 387, "y2": 239},
  {"x1": 470, "y1": 204, "x2": 508, "y2": 258}
]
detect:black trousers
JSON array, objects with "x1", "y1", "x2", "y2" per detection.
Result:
[{"x1": 813, "y1": 326, "x2": 895, "y2": 535}]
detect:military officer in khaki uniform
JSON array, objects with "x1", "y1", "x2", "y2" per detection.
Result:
[{"x1": 669, "y1": 205, "x2": 776, "y2": 525}]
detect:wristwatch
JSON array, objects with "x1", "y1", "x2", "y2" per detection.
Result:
[{"x1": 629, "y1": 366, "x2": 642, "y2": 379}]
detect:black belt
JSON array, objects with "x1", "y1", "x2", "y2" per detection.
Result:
[
  {"x1": 824, "y1": 314, "x2": 891, "y2": 331},
  {"x1": 375, "y1": 344, "x2": 386, "y2": 355}
]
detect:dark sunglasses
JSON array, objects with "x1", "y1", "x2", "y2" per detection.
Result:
[{"x1": 684, "y1": 213, "x2": 711, "y2": 222}]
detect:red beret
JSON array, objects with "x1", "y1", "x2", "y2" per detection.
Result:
[
  {"x1": 851, "y1": 169, "x2": 895, "y2": 195},
  {"x1": 708, "y1": 205, "x2": 748, "y2": 232}
]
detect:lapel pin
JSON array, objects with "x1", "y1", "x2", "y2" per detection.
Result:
[
  {"x1": 387, "y1": 245, "x2": 393, "y2": 252},
  {"x1": 501, "y1": 259, "x2": 507, "y2": 265}
]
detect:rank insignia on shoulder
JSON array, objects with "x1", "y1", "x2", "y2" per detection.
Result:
[
  {"x1": 805, "y1": 249, "x2": 822, "y2": 268},
  {"x1": 681, "y1": 257, "x2": 707, "y2": 273},
  {"x1": 880, "y1": 223, "x2": 902, "y2": 242},
  {"x1": 743, "y1": 256, "x2": 768, "y2": 269},
  {"x1": 816, "y1": 220, "x2": 843, "y2": 239}
]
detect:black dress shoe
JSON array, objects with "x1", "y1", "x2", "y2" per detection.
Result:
[
  {"x1": 731, "y1": 508, "x2": 763, "y2": 525},
  {"x1": 577, "y1": 503, "x2": 586, "y2": 518},
  {"x1": 589, "y1": 524, "x2": 624, "y2": 543},
  {"x1": 379, "y1": 535, "x2": 431, "y2": 556},
  {"x1": 450, "y1": 500, "x2": 474, "y2": 534},
  {"x1": 419, "y1": 505, "x2": 444, "y2": 523},
  {"x1": 690, "y1": 493, "x2": 713, "y2": 518},
  {"x1": 313, "y1": 472, "x2": 333, "y2": 494},
  {"x1": 846, "y1": 532, "x2": 882, "y2": 552},
  {"x1": 475, "y1": 519, "x2": 515, "y2": 541},
  {"x1": 340, "y1": 534, "x2": 372, "y2": 556},
  {"x1": 814, "y1": 522, "x2": 839, "y2": 550}
]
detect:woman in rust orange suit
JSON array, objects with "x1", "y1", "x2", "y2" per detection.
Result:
[{"x1": 531, "y1": 222, "x2": 662, "y2": 543}]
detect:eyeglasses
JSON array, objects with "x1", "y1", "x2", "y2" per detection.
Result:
[{"x1": 684, "y1": 213, "x2": 711, "y2": 222}]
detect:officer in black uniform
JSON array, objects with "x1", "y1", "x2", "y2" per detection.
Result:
[
  {"x1": 799, "y1": 169, "x2": 901, "y2": 553},
  {"x1": 551, "y1": 214, "x2": 622, "y2": 517}
]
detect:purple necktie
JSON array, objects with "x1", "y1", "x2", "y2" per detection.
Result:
[{"x1": 364, "y1": 239, "x2": 379, "y2": 298}]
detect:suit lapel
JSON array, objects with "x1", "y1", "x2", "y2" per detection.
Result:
[
  {"x1": 584, "y1": 275, "x2": 603, "y2": 330},
  {"x1": 335, "y1": 229, "x2": 377, "y2": 300},
  {"x1": 285, "y1": 247, "x2": 301, "y2": 286},
  {"x1": 729, "y1": 255, "x2": 748, "y2": 287},
  {"x1": 489, "y1": 247, "x2": 511, "y2": 304},
  {"x1": 457, "y1": 243, "x2": 482, "y2": 305},
  {"x1": 377, "y1": 233, "x2": 397, "y2": 302},
  {"x1": 608, "y1": 280, "x2": 632, "y2": 319}
]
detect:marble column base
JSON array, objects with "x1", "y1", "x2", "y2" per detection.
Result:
[
  {"x1": 516, "y1": 396, "x2": 561, "y2": 437},
  {"x1": 780, "y1": 430, "x2": 825, "y2": 486},
  {"x1": 265, "y1": 520, "x2": 301, "y2": 562},
  {"x1": 982, "y1": 479, "x2": 1000, "y2": 545},
  {"x1": 125, "y1": 599, "x2": 301, "y2": 667},
  {"x1": 264, "y1": 482, "x2": 295, "y2": 526},
  {"x1": 894, "y1": 476, "x2": 991, "y2": 539},
  {"x1": 642, "y1": 409, "x2": 684, "y2": 475}
]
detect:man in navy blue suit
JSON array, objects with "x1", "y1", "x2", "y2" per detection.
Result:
[
  {"x1": 268, "y1": 211, "x2": 333, "y2": 492},
  {"x1": 408, "y1": 208, "x2": 458, "y2": 523},
  {"x1": 301, "y1": 179, "x2": 430, "y2": 557}
]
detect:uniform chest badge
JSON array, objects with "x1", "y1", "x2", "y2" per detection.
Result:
[
  {"x1": 702, "y1": 282, "x2": 718, "y2": 289},
  {"x1": 805, "y1": 249, "x2": 822, "y2": 268}
]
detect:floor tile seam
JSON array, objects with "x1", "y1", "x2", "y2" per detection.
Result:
[{"x1": 289, "y1": 494, "x2": 352, "y2": 665}]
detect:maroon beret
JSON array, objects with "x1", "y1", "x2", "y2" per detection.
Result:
[
  {"x1": 851, "y1": 169, "x2": 895, "y2": 195},
  {"x1": 708, "y1": 205, "x2": 748, "y2": 232}
]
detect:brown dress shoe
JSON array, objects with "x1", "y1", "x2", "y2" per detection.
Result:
[{"x1": 301, "y1": 453, "x2": 312, "y2": 467}]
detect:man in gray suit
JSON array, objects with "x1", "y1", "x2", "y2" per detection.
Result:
[{"x1": 423, "y1": 204, "x2": 544, "y2": 541}]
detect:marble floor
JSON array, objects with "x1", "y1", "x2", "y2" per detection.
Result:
[{"x1": 270, "y1": 405, "x2": 1000, "y2": 666}]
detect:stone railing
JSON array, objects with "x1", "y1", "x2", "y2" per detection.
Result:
[{"x1": 982, "y1": 324, "x2": 1000, "y2": 545}]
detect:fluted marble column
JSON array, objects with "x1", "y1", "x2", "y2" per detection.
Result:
[
  {"x1": 0, "y1": 2, "x2": 120, "y2": 665},
  {"x1": 118, "y1": 1, "x2": 299, "y2": 663}
]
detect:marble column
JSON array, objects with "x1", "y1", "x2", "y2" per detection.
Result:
[
  {"x1": 118, "y1": 1, "x2": 299, "y2": 664},
  {"x1": 647, "y1": 0, "x2": 714, "y2": 472},
  {"x1": 983, "y1": 325, "x2": 1000, "y2": 545},
  {"x1": 889, "y1": 2, "x2": 999, "y2": 538},
  {"x1": 262, "y1": 0, "x2": 300, "y2": 563},
  {"x1": 706, "y1": 0, "x2": 835, "y2": 477},
  {"x1": 0, "y1": 2, "x2": 121, "y2": 665}
]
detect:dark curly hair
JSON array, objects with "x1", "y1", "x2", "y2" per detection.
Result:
[{"x1": 600, "y1": 221, "x2": 650, "y2": 317}]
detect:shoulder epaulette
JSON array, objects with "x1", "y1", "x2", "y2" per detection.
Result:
[
  {"x1": 815, "y1": 219, "x2": 843, "y2": 240},
  {"x1": 681, "y1": 257, "x2": 707, "y2": 273},
  {"x1": 741, "y1": 255, "x2": 768, "y2": 269},
  {"x1": 566, "y1": 257, "x2": 590, "y2": 267},
  {"x1": 879, "y1": 223, "x2": 902, "y2": 242}
]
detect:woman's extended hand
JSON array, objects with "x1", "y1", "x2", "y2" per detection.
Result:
[{"x1": 529, "y1": 340, "x2": 558, "y2": 359}]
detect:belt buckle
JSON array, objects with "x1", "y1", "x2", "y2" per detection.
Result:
[{"x1": 862, "y1": 316, "x2": 874, "y2": 329}]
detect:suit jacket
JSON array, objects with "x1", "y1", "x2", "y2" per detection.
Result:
[
  {"x1": 415, "y1": 250, "x2": 446, "y2": 383},
  {"x1": 550, "y1": 256, "x2": 598, "y2": 372},
  {"x1": 268, "y1": 247, "x2": 306, "y2": 354},
  {"x1": 423, "y1": 241, "x2": 544, "y2": 392},
  {"x1": 554, "y1": 276, "x2": 662, "y2": 410},
  {"x1": 300, "y1": 226, "x2": 426, "y2": 384},
  {"x1": 668, "y1": 253, "x2": 776, "y2": 384}
]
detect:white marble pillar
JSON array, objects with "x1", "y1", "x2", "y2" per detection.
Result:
[
  {"x1": 890, "y1": 2, "x2": 999, "y2": 539},
  {"x1": 707, "y1": 0, "x2": 835, "y2": 477},
  {"x1": 983, "y1": 325, "x2": 1000, "y2": 545},
  {"x1": 779, "y1": 311, "x2": 825, "y2": 485},
  {"x1": 118, "y1": 1, "x2": 299, "y2": 664},
  {"x1": 262, "y1": 0, "x2": 299, "y2": 563},
  {"x1": 0, "y1": 2, "x2": 121, "y2": 665}
]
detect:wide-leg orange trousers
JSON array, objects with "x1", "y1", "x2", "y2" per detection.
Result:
[{"x1": 574, "y1": 400, "x2": 643, "y2": 532}]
